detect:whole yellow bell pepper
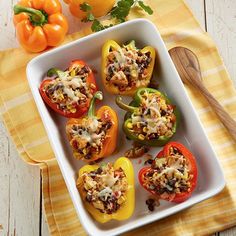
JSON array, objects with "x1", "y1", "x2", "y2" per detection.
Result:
[
  {"x1": 77, "y1": 157, "x2": 135, "y2": 223},
  {"x1": 101, "y1": 40, "x2": 156, "y2": 96},
  {"x1": 64, "y1": 0, "x2": 115, "y2": 19}
]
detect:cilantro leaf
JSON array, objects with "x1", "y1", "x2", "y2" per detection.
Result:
[
  {"x1": 80, "y1": 2, "x2": 92, "y2": 12},
  {"x1": 87, "y1": 12, "x2": 95, "y2": 21},
  {"x1": 79, "y1": 0, "x2": 154, "y2": 33},
  {"x1": 91, "y1": 19, "x2": 105, "y2": 32},
  {"x1": 110, "y1": 0, "x2": 134, "y2": 22},
  {"x1": 91, "y1": 19, "x2": 114, "y2": 32},
  {"x1": 81, "y1": 13, "x2": 95, "y2": 22},
  {"x1": 138, "y1": 1, "x2": 153, "y2": 15}
]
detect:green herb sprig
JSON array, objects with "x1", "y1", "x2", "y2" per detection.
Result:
[{"x1": 80, "y1": 0, "x2": 153, "y2": 32}]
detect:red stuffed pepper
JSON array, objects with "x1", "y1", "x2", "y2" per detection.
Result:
[
  {"x1": 139, "y1": 142, "x2": 198, "y2": 203},
  {"x1": 39, "y1": 60, "x2": 97, "y2": 118}
]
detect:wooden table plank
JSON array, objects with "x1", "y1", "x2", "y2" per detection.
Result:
[
  {"x1": 206, "y1": 0, "x2": 236, "y2": 87},
  {"x1": 205, "y1": 1, "x2": 236, "y2": 235},
  {"x1": 0, "y1": 121, "x2": 41, "y2": 236}
]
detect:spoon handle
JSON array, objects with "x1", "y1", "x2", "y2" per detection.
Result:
[
  {"x1": 169, "y1": 47, "x2": 236, "y2": 140},
  {"x1": 195, "y1": 81, "x2": 236, "y2": 140}
]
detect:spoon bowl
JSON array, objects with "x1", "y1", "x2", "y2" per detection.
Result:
[{"x1": 169, "y1": 47, "x2": 236, "y2": 141}]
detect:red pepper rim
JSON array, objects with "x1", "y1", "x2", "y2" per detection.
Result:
[
  {"x1": 39, "y1": 60, "x2": 97, "y2": 118},
  {"x1": 139, "y1": 142, "x2": 198, "y2": 203}
]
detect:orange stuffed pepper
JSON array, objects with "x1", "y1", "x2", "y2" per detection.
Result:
[{"x1": 66, "y1": 91, "x2": 118, "y2": 162}]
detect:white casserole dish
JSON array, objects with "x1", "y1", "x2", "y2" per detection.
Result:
[{"x1": 26, "y1": 19, "x2": 225, "y2": 236}]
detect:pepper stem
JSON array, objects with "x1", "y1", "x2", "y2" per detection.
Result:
[
  {"x1": 88, "y1": 91, "x2": 103, "y2": 117},
  {"x1": 14, "y1": 5, "x2": 47, "y2": 26},
  {"x1": 47, "y1": 68, "x2": 67, "y2": 79},
  {"x1": 115, "y1": 96, "x2": 137, "y2": 112}
]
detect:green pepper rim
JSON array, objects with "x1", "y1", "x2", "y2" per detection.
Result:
[{"x1": 123, "y1": 88, "x2": 180, "y2": 147}]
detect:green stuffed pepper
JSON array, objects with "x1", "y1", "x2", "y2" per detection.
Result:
[{"x1": 116, "y1": 88, "x2": 179, "y2": 146}]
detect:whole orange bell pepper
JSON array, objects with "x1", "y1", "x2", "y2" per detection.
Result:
[
  {"x1": 66, "y1": 91, "x2": 118, "y2": 162},
  {"x1": 13, "y1": 0, "x2": 68, "y2": 53},
  {"x1": 64, "y1": 0, "x2": 115, "y2": 19}
]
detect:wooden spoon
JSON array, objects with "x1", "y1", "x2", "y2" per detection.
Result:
[{"x1": 169, "y1": 46, "x2": 236, "y2": 140}]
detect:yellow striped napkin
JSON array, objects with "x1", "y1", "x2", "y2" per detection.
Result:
[{"x1": 1, "y1": 0, "x2": 236, "y2": 235}]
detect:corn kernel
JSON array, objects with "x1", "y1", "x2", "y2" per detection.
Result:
[
  {"x1": 127, "y1": 122, "x2": 133, "y2": 129},
  {"x1": 70, "y1": 70, "x2": 76, "y2": 77},
  {"x1": 138, "y1": 134, "x2": 145, "y2": 140},
  {"x1": 117, "y1": 196, "x2": 126, "y2": 204},
  {"x1": 143, "y1": 127, "x2": 148, "y2": 133}
]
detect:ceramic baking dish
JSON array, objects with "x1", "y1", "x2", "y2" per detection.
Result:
[{"x1": 26, "y1": 19, "x2": 225, "y2": 236}]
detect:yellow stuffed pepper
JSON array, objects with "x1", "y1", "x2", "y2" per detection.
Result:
[
  {"x1": 102, "y1": 40, "x2": 156, "y2": 96},
  {"x1": 77, "y1": 157, "x2": 135, "y2": 223}
]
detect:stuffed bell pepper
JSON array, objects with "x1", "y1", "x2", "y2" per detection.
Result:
[
  {"x1": 116, "y1": 88, "x2": 179, "y2": 146},
  {"x1": 39, "y1": 60, "x2": 97, "y2": 118},
  {"x1": 77, "y1": 157, "x2": 135, "y2": 223},
  {"x1": 66, "y1": 91, "x2": 118, "y2": 162},
  {"x1": 102, "y1": 40, "x2": 156, "y2": 96},
  {"x1": 139, "y1": 142, "x2": 198, "y2": 203}
]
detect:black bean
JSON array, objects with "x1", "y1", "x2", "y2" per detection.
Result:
[
  {"x1": 148, "y1": 133, "x2": 159, "y2": 140},
  {"x1": 168, "y1": 179, "x2": 176, "y2": 187},
  {"x1": 146, "y1": 172, "x2": 153, "y2": 178},
  {"x1": 146, "y1": 198, "x2": 155, "y2": 205},
  {"x1": 173, "y1": 147, "x2": 179, "y2": 154},
  {"x1": 138, "y1": 51, "x2": 143, "y2": 57},
  {"x1": 86, "y1": 194, "x2": 92, "y2": 202},
  {"x1": 96, "y1": 167, "x2": 102, "y2": 174},
  {"x1": 148, "y1": 205, "x2": 155, "y2": 211},
  {"x1": 179, "y1": 185, "x2": 188, "y2": 192},
  {"x1": 161, "y1": 110, "x2": 167, "y2": 116},
  {"x1": 144, "y1": 159, "x2": 153, "y2": 165},
  {"x1": 85, "y1": 153, "x2": 92, "y2": 159}
]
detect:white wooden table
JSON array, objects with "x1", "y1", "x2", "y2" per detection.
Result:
[{"x1": 0, "y1": 1, "x2": 236, "y2": 235}]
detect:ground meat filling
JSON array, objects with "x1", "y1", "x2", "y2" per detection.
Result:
[
  {"x1": 68, "y1": 117, "x2": 112, "y2": 160},
  {"x1": 43, "y1": 64, "x2": 95, "y2": 114},
  {"x1": 128, "y1": 91, "x2": 176, "y2": 141},
  {"x1": 105, "y1": 44, "x2": 152, "y2": 91},
  {"x1": 142, "y1": 147, "x2": 193, "y2": 199},
  {"x1": 79, "y1": 163, "x2": 128, "y2": 214}
]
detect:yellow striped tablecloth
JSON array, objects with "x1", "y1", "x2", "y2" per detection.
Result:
[{"x1": 1, "y1": 0, "x2": 236, "y2": 235}]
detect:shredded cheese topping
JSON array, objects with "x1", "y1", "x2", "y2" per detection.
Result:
[
  {"x1": 129, "y1": 91, "x2": 176, "y2": 140},
  {"x1": 67, "y1": 117, "x2": 112, "y2": 160},
  {"x1": 78, "y1": 163, "x2": 128, "y2": 214},
  {"x1": 143, "y1": 147, "x2": 193, "y2": 199},
  {"x1": 44, "y1": 64, "x2": 95, "y2": 113},
  {"x1": 105, "y1": 42, "x2": 152, "y2": 91}
]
